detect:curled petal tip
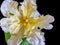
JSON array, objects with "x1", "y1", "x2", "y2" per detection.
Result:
[
  {"x1": 45, "y1": 15, "x2": 55, "y2": 23},
  {"x1": 44, "y1": 24, "x2": 53, "y2": 30}
]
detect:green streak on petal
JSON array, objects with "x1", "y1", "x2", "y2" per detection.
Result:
[
  {"x1": 5, "y1": 32, "x2": 11, "y2": 43},
  {"x1": 20, "y1": 37, "x2": 32, "y2": 45},
  {"x1": 9, "y1": 12, "x2": 14, "y2": 15}
]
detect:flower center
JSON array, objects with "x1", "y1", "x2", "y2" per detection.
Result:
[
  {"x1": 23, "y1": 18, "x2": 29, "y2": 26},
  {"x1": 22, "y1": 17, "x2": 30, "y2": 26},
  {"x1": 24, "y1": 18, "x2": 29, "y2": 25},
  {"x1": 25, "y1": 19, "x2": 29, "y2": 23}
]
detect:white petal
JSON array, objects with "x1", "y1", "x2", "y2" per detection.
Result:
[
  {"x1": 44, "y1": 24, "x2": 53, "y2": 30},
  {"x1": 0, "y1": 18, "x2": 10, "y2": 32},
  {"x1": 39, "y1": 15, "x2": 54, "y2": 30},
  {"x1": 0, "y1": 0, "x2": 20, "y2": 18},
  {"x1": 0, "y1": 1, "x2": 9, "y2": 17},
  {"x1": 27, "y1": 37, "x2": 40, "y2": 45},
  {"x1": 30, "y1": 11, "x2": 41, "y2": 19},
  {"x1": 27, "y1": 31, "x2": 45, "y2": 45},
  {"x1": 40, "y1": 34, "x2": 45, "y2": 45},
  {"x1": 17, "y1": 40, "x2": 22, "y2": 45},
  {"x1": 24, "y1": 0, "x2": 36, "y2": 7},
  {"x1": 45, "y1": 15, "x2": 55, "y2": 23},
  {"x1": 35, "y1": 32, "x2": 45, "y2": 41},
  {"x1": 30, "y1": 0, "x2": 36, "y2": 5},
  {"x1": 20, "y1": 0, "x2": 37, "y2": 16},
  {"x1": 8, "y1": 36, "x2": 17, "y2": 45},
  {"x1": 40, "y1": 41, "x2": 45, "y2": 45},
  {"x1": 9, "y1": 24, "x2": 20, "y2": 34},
  {"x1": 39, "y1": 22, "x2": 53, "y2": 30},
  {"x1": 30, "y1": 0, "x2": 37, "y2": 10},
  {"x1": 0, "y1": 16, "x2": 20, "y2": 34},
  {"x1": 5, "y1": 0, "x2": 13, "y2": 2},
  {"x1": 20, "y1": 2, "x2": 27, "y2": 16},
  {"x1": 35, "y1": 32, "x2": 41, "y2": 39}
]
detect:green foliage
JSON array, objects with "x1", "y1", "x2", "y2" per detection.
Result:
[
  {"x1": 5, "y1": 32, "x2": 11, "y2": 43},
  {"x1": 20, "y1": 37, "x2": 32, "y2": 45}
]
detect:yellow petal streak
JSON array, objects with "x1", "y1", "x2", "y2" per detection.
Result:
[
  {"x1": 27, "y1": 0, "x2": 34, "y2": 17},
  {"x1": 22, "y1": 0, "x2": 34, "y2": 17}
]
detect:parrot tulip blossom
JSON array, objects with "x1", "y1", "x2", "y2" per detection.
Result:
[{"x1": 0, "y1": 0, "x2": 55, "y2": 45}]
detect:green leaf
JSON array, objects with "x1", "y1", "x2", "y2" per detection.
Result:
[
  {"x1": 20, "y1": 37, "x2": 32, "y2": 45},
  {"x1": 5, "y1": 32, "x2": 11, "y2": 43}
]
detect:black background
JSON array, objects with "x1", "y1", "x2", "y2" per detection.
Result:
[{"x1": 0, "y1": 0, "x2": 58, "y2": 45}]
